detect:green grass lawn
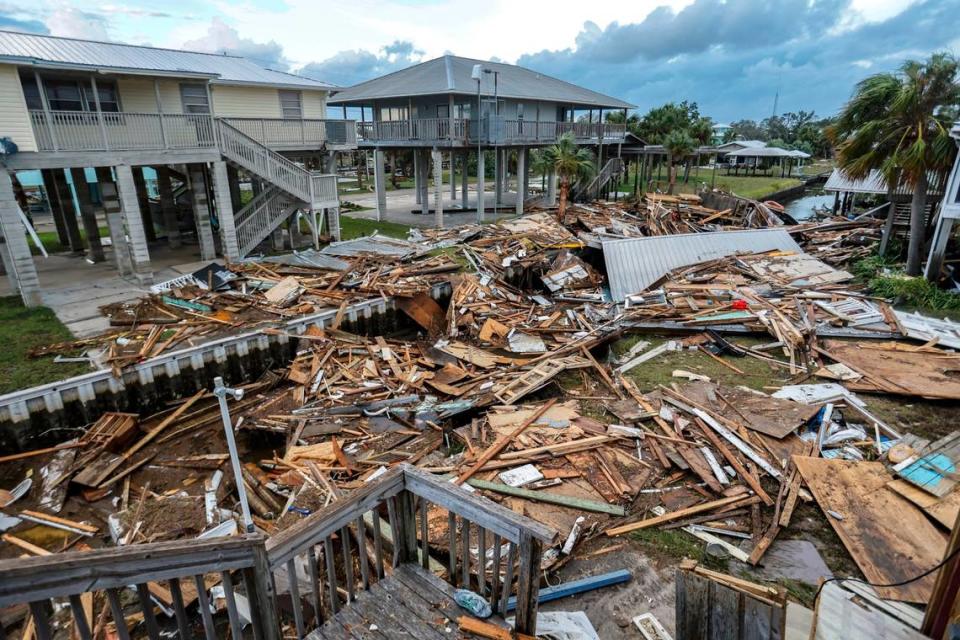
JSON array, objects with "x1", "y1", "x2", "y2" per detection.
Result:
[
  {"x1": 339, "y1": 215, "x2": 411, "y2": 240},
  {"x1": 0, "y1": 297, "x2": 88, "y2": 394},
  {"x1": 617, "y1": 170, "x2": 802, "y2": 201},
  {"x1": 30, "y1": 226, "x2": 110, "y2": 255}
]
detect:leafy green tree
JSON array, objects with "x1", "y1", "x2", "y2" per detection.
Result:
[
  {"x1": 727, "y1": 119, "x2": 766, "y2": 141},
  {"x1": 543, "y1": 133, "x2": 595, "y2": 220},
  {"x1": 829, "y1": 52, "x2": 960, "y2": 275}
]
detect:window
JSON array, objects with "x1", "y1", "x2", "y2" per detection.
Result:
[
  {"x1": 180, "y1": 83, "x2": 210, "y2": 114},
  {"x1": 378, "y1": 106, "x2": 408, "y2": 122},
  {"x1": 279, "y1": 90, "x2": 302, "y2": 119},
  {"x1": 19, "y1": 74, "x2": 119, "y2": 112},
  {"x1": 436, "y1": 104, "x2": 449, "y2": 119},
  {"x1": 517, "y1": 103, "x2": 524, "y2": 120}
]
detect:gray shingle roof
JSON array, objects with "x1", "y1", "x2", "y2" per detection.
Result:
[
  {"x1": 328, "y1": 55, "x2": 633, "y2": 109},
  {"x1": 0, "y1": 30, "x2": 335, "y2": 90}
]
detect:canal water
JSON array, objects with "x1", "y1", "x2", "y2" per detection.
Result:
[{"x1": 782, "y1": 186, "x2": 834, "y2": 221}]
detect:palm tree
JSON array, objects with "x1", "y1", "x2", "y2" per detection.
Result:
[
  {"x1": 529, "y1": 149, "x2": 552, "y2": 192},
  {"x1": 663, "y1": 130, "x2": 696, "y2": 194},
  {"x1": 829, "y1": 52, "x2": 960, "y2": 276},
  {"x1": 543, "y1": 133, "x2": 594, "y2": 220}
]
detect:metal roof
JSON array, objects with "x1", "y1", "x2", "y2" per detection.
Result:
[
  {"x1": 824, "y1": 168, "x2": 945, "y2": 196},
  {"x1": 602, "y1": 229, "x2": 801, "y2": 301},
  {"x1": 715, "y1": 140, "x2": 767, "y2": 152},
  {"x1": 0, "y1": 30, "x2": 335, "y2": 90},
  {"x1": 725, "y1": 147, "x2": 795, "y2": 158},
  {"x1": 328, "y1": 55, "x2": 633, "y2": 109}
]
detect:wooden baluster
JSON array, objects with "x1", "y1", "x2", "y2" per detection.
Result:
[
  {"x1": 499, "y1": 542, "x2": 516, "y2": 615},
  {"x1": 514, "y1": 533, "x2": 544, "y2": 636},
  {"x1": 490, "y1": 534, "x2": 503, "y2": 614},
  {"x1": 323, "y1": 536, "x2": 339, "y2": 614},
  {"x1": 193, "y1": 575, "x2": 217, "y2": 640},
  {"x1": 28, "y1": 603, "x2": 52, "y2": 640},
  {"x1": 340, "y1": 526, "x2": 355, "y2": 603},
  {"x1": 461, "y1": 518, "x2": 471, "y2": 589},
  {"x1": 448, "y1": 511, "x2": 457, "y2": 585},
  {"x1": 135, "y1": 584, "x2": 161, "y2": 640},
  {"x1": 221, "y1": 571, "x2": 244, "y2": 640},
  {"x1": 372, "y1": 512, "x2": 385, "y2": 580},
  {"x1": 386, "y1": 496, "x2": 400, "y2": 568},
  {"x1": 106, "y1": 589, "x2": 131, "y2": 640},
  {"x1": 307, "y1": 547, "x2": 324, "y2": 625},
  {"x1": 68, "y1": 594, "x2": 93, "y2": 640},
  {"x1": 354, "y1": 516, "x2": 370, "y2": 590},
  {"x1": 286, "y1": 558, "x2": 306, "y2": 639},
  {"x1": 168, "y1": 578, "x2": 191, "y2": 639},
  {"x1": 419, "y1": 498, "x2": 429, "y2": 571},
  {"x1": 477, "y1": 527, "x2": 488, "y2": 598}
]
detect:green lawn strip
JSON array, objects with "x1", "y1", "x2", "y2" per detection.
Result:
[{"x1": 0, "y1": 296, "x2": 88, "y2": 394}]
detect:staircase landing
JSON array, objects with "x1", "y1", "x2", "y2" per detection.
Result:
[{"x1": 307, "y1": 564, "x2": 511, "y2": 640}]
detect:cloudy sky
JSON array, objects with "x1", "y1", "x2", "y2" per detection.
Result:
[{"x1": 1, "y1": 0, "x2": 957, "y2": 122}]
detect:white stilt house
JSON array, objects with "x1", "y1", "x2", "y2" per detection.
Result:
[
  {"x1": 0, "y1": 30, "x2": 356, "y2": 306},
  {"x1": 327, "y1": 55, "x2": 633, "y2": 225},
  {"x1": 924, "y1": 123, "x2": 960, "y2": 279}
]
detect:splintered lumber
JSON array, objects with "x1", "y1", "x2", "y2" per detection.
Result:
[
  {"x1": 794, "y1": 456, "x2": 946, "y2": 603},
  {"x1": 1, "y1": 533, "x2": 51, "y2": 556},
  {"x1": 605, "y1": 494, "x2": 752, "y2": 536},
  {"x1": 467, "y1": 478, "x2": 626, "y2": 516},
  {"x1": 18, "y1": 510, "x2": 99, "y2": 536},
  {"x1": 458, "y1": 617, "x2": 535, "y2": 640},
  {"x1": 0, "y1": 442, "x2": 83, "y2": 464},
  {"x1": 689, "y1": 407, "x2": 782, "y2": 479},
  {"x1": 93, "y1": 390, "x2": 206, "y2": 487},
  {"x1": 455, "y1": 399, "x2": 557, "y2": 485}
]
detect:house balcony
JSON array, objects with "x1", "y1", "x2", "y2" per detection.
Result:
[
  {"x1": 27, "y1": 110, "x2": 357, "y2": 154},
  {"x1": 356, "y1": 117, "x2": 627, "y2": 147}
]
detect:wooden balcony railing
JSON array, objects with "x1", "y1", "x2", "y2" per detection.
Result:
[
  {"x1": 0, "y1": 464, "x2": 556, "y2": 640},
  {"x1": 223, "y1": 117, "x2": 357, "y2": 148},
  {"x1": 29, "y1": 110, "x2": 217, "y2": 152},
  {"x1": 357, "y1": 117, "x2": 627, "y2": 145},
  {"x1": 28, "y1": 111, "x2": 357, "y2": 153}
]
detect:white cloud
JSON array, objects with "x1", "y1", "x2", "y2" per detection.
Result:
[{"x1": 45, "y1": 7, "x2": 109, "y2": 40}]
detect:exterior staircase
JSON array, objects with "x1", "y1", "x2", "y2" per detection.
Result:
[
  {"x1": 575, "y1": 157, "x2": 624, "y2": 201},
  {"x1": 215, "y1": 119, "x2": 341, "y2": 255}
]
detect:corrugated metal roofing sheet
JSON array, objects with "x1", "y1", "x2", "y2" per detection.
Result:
[
  {"x1": 328, "y1": 55, "x2": 633, "y2": 109},
  {"x1": 0, "y1": 30, "x2": 334, "y2": 89},
  {"x1": 320, "y1": 233, "x2": 426, "y2": 258},
  {"x1": 602, "y1": 229, "x2": 802, "y2": 301},
  {"x1": 824, "y1": 168, "x2": 945, "y2": 196}
]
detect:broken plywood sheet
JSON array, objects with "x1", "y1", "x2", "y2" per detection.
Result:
[
  {"x1": 793, "y1": 457, "x2": 946, "y2": 603},
  {"x1": 886, "y1": 480, "x2": 960, "y2": 530},
  {"x1": 823, "y1": 340, "x2": 960, "y2": 400},
  {"x1": 396, "y1": 293, "x2": 445, "y2": 335},
  {"x1": 506, "y1": 477, "x2": 609, "y2": 535},
  {"x1": 679, "y1": 382, "x2": 822, "y2": 439},
  {"x1": 487, "y1": 401, "x2": 581, "y2": 431}
]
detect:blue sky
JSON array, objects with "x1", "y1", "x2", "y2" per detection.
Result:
[{"x1": 1, "y1": 0, "x2": 958, "y2": 122}]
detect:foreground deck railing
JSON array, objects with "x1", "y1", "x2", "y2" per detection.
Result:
[
  {"x1": 0, "y1": 464, "x2": 556, "y2": 639},
  {"x1": 223, "y1": 117, "x2": 357, "y2": 148}
]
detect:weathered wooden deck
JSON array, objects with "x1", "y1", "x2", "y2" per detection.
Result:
[
  {"x1": 307, "y1": 564, "x2": 509, "y2": 639},
  {"x1": 0, "y1": 464, "x2": 556, "y2": 640}
]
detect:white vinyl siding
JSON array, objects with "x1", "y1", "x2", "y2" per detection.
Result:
[
  {"x1": 279, "y1": 90, "x2": 302, "y2": 119},
  {"x1": 209, "y1": 85, "x2": 283, "y2": 118},
  {"x1": 301, "y1": 91, "x2": 327, "y2": 119},
  {"x1": 0, "y1": 64, "x2": 36, "y2": 152}
]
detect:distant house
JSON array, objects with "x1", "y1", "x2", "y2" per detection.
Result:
[
  {"x1": 0, "y1": 29, "x2": 356, "y2": 306},
  {"x1": 327, "y1": 55, "x2": 634, "y2": 219},
  {"x1": 711, "y1": 123, "x2": 731, "y2": 145}
]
